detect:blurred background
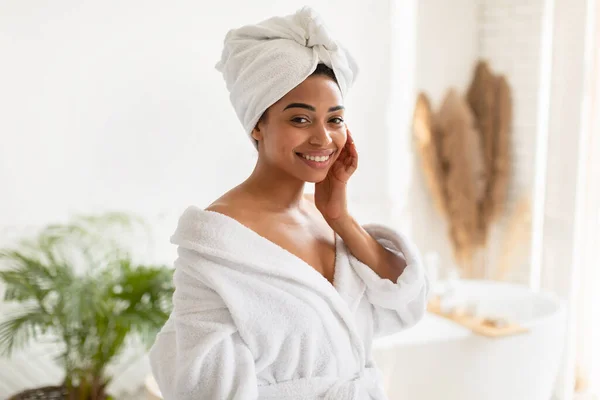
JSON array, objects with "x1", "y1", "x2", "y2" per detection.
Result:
[{"x1": 0, "y1": 0, "x2": 598, "y2": 399}]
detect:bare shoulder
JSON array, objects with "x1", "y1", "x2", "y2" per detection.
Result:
[
  {"x1": 205, "y1": 201, "x2": 235, "y2": 216},
  {"x1": 205, "y1": 188, "x2": 256, "y2": 224}
]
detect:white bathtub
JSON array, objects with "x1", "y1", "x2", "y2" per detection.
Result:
[{"x1": 372, "y1": 279, "x2": 567, "y2": 400}]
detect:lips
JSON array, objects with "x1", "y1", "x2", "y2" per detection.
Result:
[{"x1": 295, "y1": 150, "x2": 336, "y2": 170}]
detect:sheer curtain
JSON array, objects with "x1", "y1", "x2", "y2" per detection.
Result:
[{"x1": 574, "y1": 1, "x2": 600, "y2": 394}]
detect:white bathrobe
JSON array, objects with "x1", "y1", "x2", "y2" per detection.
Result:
[{"x1": 149, "y1": 206, "x2": 428, "y2": 400}]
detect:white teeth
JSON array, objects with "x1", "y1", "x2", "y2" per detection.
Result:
[{"x1": 301, "y1": 154, "x2": 331, "y2": 162}]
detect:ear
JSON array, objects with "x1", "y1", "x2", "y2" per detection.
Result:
[{"x1": 251, "y1": 124, "x2": 263, "y2": 141}]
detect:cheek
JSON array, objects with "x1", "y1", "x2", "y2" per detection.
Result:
[
  {"x1": 276, "y1": 128, "x2": 306, "y2": 150},
  {"x1": 334, "y1": 129, "x2": 347, "y2": 149},
  {"x1": 266, "y1": 126, "x2": 302, "y2": 155}
]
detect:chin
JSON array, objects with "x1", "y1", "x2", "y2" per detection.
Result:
[
  {"x1": 288, "y1": 167, "x2": 327, "y2": 183},
  {"x1": 299, "y1": 171, "x2": 329, "y2": 183}
]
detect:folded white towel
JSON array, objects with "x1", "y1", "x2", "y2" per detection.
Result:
[
  {"x1": 148, "y1": 207, "x2": 428, "y2": 399},
  {"x1": 215, "y1": 6, "x2": 359, "y2": 148}
]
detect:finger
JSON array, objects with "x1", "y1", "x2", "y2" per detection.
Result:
[
  {"x1": 348, "y1": 138, "x2": 358, "y2": 156},
  {"x1": 347, "y1": 163, "x2": 357, "y2": 176},
  {"x1": 350, "y1": 152, "x2": 358, "y2": 170},
  {"x1": 347, "y1": 142, "x2": 358, "y2": 171},
  {"x1": 334, "y1": 159, "x2": 346, "y2": 179},
  {"x1": 345, "y1": 150, "x2": 357, "y2": 170},
  {"x1": 346, "y1": 128, "x2": 354, "y2": 145},
  {"x1": 346, "y1": 155, "x2": 355, "y2": 170},
  {"x1": 346, "y1": 135, "x2": 358, "y2": 162},
  {"x1": 346, "y1": 130, "x2": 357, "y2": 157},
  {"x1": 342, "y1": 154, "x2": 351, "y2": 169},
  {"x1": 344, "y1": 139, "x2": 354, "y2": 158},
  {"x1": 338, "y1": 143, "x2": 350, "y2": 160}
]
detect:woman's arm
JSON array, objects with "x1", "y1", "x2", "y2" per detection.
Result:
[
  {"x1": 344, "y1": 223, "x2": 429, "y2": 337},
  {"x1": 314, "y1": 127, "x2": 427, "y2": 337},
  {"x1": 329, "y1": 215, "x2": 407, "y2": 282},
  {"x1": 313, "y1": 129, "x2": 406, "y2": 281}
]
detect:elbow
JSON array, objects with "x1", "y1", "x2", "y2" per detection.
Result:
[{"x1": 411, "y1": 281, "x2": 429, "y2": 325}]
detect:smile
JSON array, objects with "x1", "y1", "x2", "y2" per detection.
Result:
[
  {"x1": 295, "y1": 151, "x2": 336, "y2": 170},
  {"x1": 298, "y1": 153, "x2": 333, "y2": 162}
]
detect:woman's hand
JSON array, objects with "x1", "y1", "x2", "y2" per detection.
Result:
[{"x1": 315, "y1": 128, "x2": 358, "y2": 224}]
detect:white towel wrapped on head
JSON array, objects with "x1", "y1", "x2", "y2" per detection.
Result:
[{"x1": 215, "y1": 6, "x2": 359, "y2": 148}]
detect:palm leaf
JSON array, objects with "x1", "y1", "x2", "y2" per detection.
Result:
[
  {"x1": 0, "y1": 306, "x2": 54, "y2": 356},
  {"x1": 0, "y1": 211, "x2": 172, "y2": 396}
]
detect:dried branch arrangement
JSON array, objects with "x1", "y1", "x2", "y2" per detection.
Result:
[{"x1": 413, "y1": 60, "x2": 512, "y2": 279}]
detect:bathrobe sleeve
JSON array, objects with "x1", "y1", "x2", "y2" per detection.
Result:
[
  {"x1": 149, "y1": 255, "x2": 258, "y2": 400},
  {"x1": 348, "y1": 224, "x2": 430, "y2": 338}
]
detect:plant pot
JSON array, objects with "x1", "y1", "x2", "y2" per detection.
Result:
[
  {"x1": 8, "y1": 386, "x2": 68, "y2": 400},
  {"x1": 8, "y1": 386, "x2": 114, "y2": 400}
]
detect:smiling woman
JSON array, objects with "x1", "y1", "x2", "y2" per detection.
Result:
[
  {"x1": 148, "y1": 6, "x2": 428, "y2": 400},
  {"x1": 249, "y1": 64, "x2": 349, "y2": 183}
]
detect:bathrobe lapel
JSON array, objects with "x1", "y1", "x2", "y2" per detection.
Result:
[{"x1": 172, "y1": 206, "x2": 368, "y2": 367}]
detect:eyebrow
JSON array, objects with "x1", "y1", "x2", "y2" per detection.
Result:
[{"x1": 283, "y1": 103, "x2": 345, "y2": 113}]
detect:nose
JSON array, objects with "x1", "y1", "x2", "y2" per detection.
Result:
[{"x1": 308, "y1": 123, "x2": 334, "y2": 147}]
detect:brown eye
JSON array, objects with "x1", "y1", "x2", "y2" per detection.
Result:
[
  {"x1": 330, "y1": 117, "x2": 344, "y2": 125},
  {"x1": 291, "y1": 117, "x2": 309, "y2": 124}
]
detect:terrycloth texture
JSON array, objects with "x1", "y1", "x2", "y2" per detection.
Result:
[
  {"x1": 149, "y1": 206, "x2": 428, "y2": 400},
  {"x1": 215, "y1": 6, "x2": 359, "y2": 148}
]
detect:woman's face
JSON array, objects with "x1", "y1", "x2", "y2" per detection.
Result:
[{"x1": 251, "y1": 74, "x2": 347, "y2": 183}]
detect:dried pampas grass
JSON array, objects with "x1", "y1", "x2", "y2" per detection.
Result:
[
  {"x1": 467, "y1": 61, "x2": 513, "y2": 245},
  {"x1": 413, "y1": 93, "x2": 447, "y2": 216},
  {"x1": 494, "y1": 195, "x2": 531, "y2": 281},
  {"x1": 412, "y1": 60, "x2": 512, "y2": 279},
  {"x1": 436, "y1": 89, "x2": 486, "y2": 277}
]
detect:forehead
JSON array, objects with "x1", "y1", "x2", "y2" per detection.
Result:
[{"x1": 273, "y1": 75, "x2": 343, "y2": 110}]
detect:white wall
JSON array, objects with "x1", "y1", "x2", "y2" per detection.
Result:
[
  {"x1": 415, "y1": 0, "x2": 480, "y2": 108},
  {"x1": 0, "y1": 1, "x2": 398, "y2": 396}
]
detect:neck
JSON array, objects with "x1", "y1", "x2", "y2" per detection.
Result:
[{"x1": 242, "y1": 159, "x2": 307, "y2": 212}]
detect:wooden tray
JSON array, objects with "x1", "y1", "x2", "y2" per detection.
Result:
[{"x1": 427, "y1": 297, "x2": 529, "y2": 338}]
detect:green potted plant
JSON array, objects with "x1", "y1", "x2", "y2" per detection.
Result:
[{"x1": 0, "y1": 213, "x2": 174, "y2": 400}]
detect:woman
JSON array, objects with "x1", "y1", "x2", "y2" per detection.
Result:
[{"x1": 149, "y1": 7, "x2": 428, "y2": 400}]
